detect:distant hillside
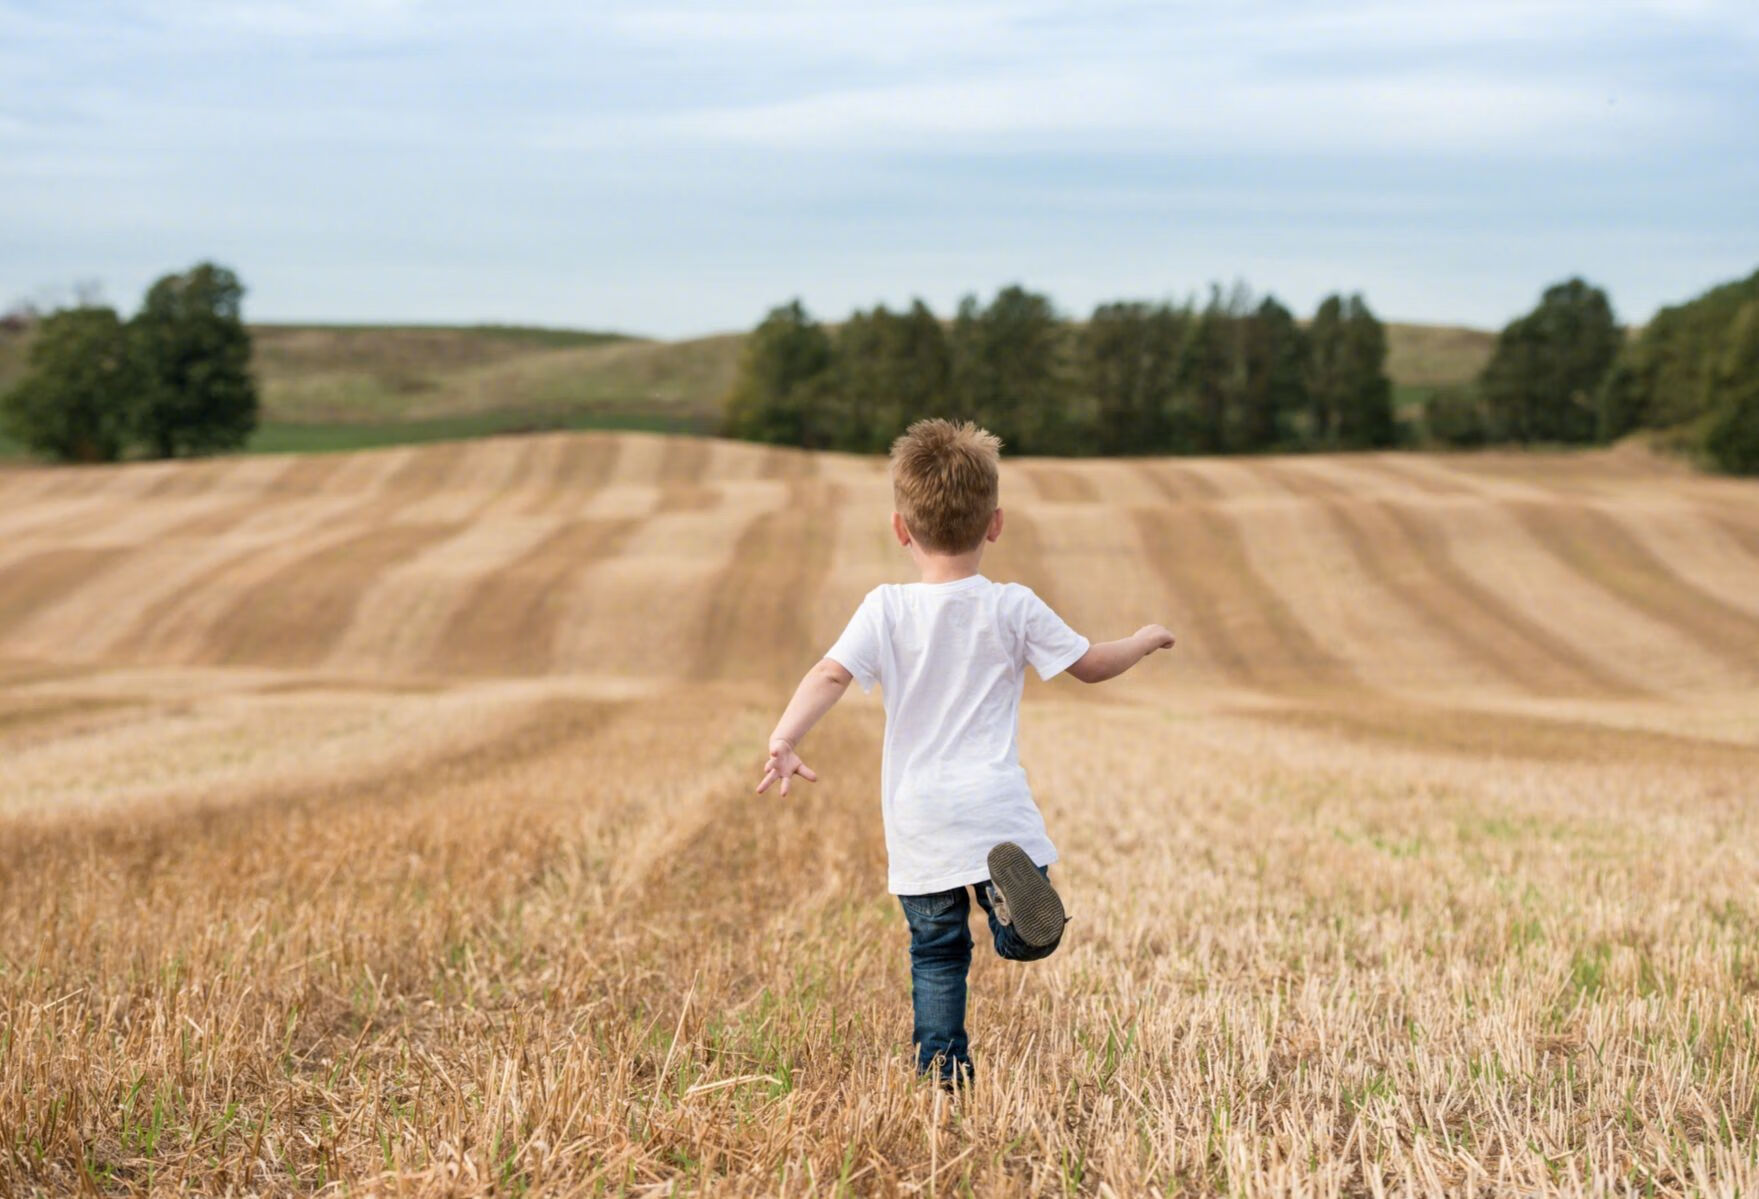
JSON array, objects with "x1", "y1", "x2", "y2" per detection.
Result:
[
  {"x1": 1382, "y1": 322, "x2": 1496, "y2": 388},
  {"x1": 0, "y1": 319, "x2": 1489, "y2": 457},
  {"x1": 244, "y1": 324, "x2": 743, "y2": 449},
  {"x1": 256, "y1": 321, "x2": 1489, "y2": 419}
]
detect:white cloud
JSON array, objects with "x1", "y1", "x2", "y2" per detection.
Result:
[
  {"x1": 2, "y1": 0, "x2": 1752, "y2": 332},
  {"x1": 518, "y1": 0, "x2": 1711, "y2": 157},
  {"x1": 541, "y1": 64, "x2": 1669, "y2": 158},
  {"x1": 609, "y1": 1, "x2": 1026, "y2": 60}
]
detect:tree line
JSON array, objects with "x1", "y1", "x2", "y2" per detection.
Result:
[
  {"x1": 2, "y1": 262, "x2": 258, "y2": 462},
  {"x1": 723, "y1": 285, "x2": 1396, "y2": 457},
  {"x1": 1423, "y1": 268, "x2": 1759, "y2": 474}
]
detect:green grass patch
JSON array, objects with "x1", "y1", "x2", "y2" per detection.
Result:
[
  {"x1": 249, "y1": 322, "x2": 632, "y2": 350},
  {"x1": 0, "y1": 409, "x2": 714, "y2": 462},
  {"x1": 246, "y1": 408, "x2": 711, "y2": 455},
  {"x1": 1393, "y1": 382, "x2": 1439, "y2": 412}
]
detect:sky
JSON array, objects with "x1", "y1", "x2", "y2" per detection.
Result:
[{"x1": 3, "y1": 1, "x2": 1756, "y2": 338}]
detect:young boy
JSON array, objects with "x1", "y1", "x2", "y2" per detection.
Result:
[{"x1": 755, "y1": 418, "x2": 1174, "y2": 1087}]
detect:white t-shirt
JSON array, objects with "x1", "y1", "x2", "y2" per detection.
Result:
[{"x1": 825, "y1": 575, "x2": 1090, "y2": 894}]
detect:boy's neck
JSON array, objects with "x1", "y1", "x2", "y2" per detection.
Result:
[{"x1": 912, "y1": 548, "x2": 985, "y2": 584}]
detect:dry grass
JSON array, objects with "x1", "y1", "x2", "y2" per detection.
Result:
[
  {"x1": 247, "y1": 327, "x2": 743, "y2": 428},
  {"x1": 2, "y1": 434, "x2": 1758, "y2": 1196},
  {"x1": 1381, "y1": 323, "x2": 1496, "y2": 390}
]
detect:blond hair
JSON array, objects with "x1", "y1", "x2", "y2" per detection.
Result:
[{"x1": 889, "y1": 419, "x2": 1002, "y2": 553}]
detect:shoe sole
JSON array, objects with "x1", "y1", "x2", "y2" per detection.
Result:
[{"x1": 987, "y1": 842, "x2": 1065, "y2": 947}]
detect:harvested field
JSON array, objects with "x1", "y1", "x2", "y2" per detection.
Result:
[{"x1": 1, "y1": 434, "x2": 1757, "y2": 1196}]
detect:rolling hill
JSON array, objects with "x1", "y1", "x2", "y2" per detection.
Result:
[
  {"x1": 2, "y1": 434, "x2": 1755, "y2": 1195},
  {"x1": 1, "y1": 431, "x2": 1748, "y2": 700},
  {"x1": 1, "y1": 320, "x2": 1494, "y2": 456},
  {"x1": 245, "y1": 320, "x2": 1492, "y2": 429}
]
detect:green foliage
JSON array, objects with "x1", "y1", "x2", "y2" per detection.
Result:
[
  {"x1": 1307, "y1": 293, "x2": 1396, "y2": 449},
  {"x1": 1598, "y1": 266, "x2": 1759, "y2": 442},
  {"x1": 1702, "y1": 302, "x2": 1759, "y2": 475},
  {"x1": 723, "y1": 284, "x2": 1396, "y2": 456},
  {"x1": 1180, "y1": 292, "x2": 1233, "y2": 454},
  {"x1": 948, "y1": 286, "x2": 1070, "y2": 453},
  {"x1": 0, "y1": 306, "x2": 138, "y2": 462},
  {"x1": 1237, "y1": 295, "x2": 1308, "y2": 451},
  {"x1": 1079, "y1": 301, "x2": 1187, "y2": 454},
  {"x1": 130, "y1": 262, "x2": 259, "y2": 457},
  {"x1": 833, "y1": 301, "x2": 949, "y2": 453},
  {"x1": 1305, "y1": 295, "x2": 1347, "y2": 445},
  {"x1": 1342, "y1": 297, "x2": 1396, "y2": 448},
  {"x1": 1422, "y1": 386, "x2": 1488, "y2": 447},
  {"x1": 1077, "y1": 287, "x2": 1311, "y2": 455},
  {"x1": 1, "y1": 261, "x2": 262, "y2": 464},
  {"x1": 1480, "y1": 277, "x2": 1618, "y2": 444},
  {"x1": 1594, "y1": 357, "x2": 1646, "y2": 443},
  {"x1": 720, "y1": 300, "x2": 834, "y2": 448}
]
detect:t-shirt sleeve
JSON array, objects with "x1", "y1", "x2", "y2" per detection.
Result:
[
  {"x1": 1020, "y1": 588, "x2": 1090, "y2": 681},
  {"x1": 825, "y1": 590, "x2": 883, "y2": 693}
]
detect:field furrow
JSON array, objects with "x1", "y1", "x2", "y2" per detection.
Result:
[{"x1": 2, "y1": 434, "x2": 1757, "y2": 1197}]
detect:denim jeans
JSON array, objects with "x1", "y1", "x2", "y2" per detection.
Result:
[{"x1": 897, "y1": 866, "x2": 1061, "y2": 1084}]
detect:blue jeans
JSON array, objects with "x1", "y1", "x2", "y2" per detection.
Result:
[{"x1": 898, "y1": 866, "x2": 1061, "y2": 1083}]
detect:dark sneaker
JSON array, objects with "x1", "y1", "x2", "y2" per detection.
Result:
[{"x1": 986, "y1": 842, "x2": 1065, "y2": 947}]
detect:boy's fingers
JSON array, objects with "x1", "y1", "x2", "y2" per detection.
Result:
[
  {"x1": 756, "y1": 768, "x2": 778, "y2": 793},
  {"x1": 797, "y1": 763, "x2": 819, "y2": 781}
]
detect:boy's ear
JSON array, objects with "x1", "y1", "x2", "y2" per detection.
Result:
[
  {"x1": 986, "y1": 507, "x2": 1005, "y2": 543},
  {"x1": 891, "y1": 511, "x2": 911, "y2": 547}
]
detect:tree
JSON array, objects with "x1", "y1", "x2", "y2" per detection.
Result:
[
  {"x1": 1307, "y1": 293, "x2": 1394, "y2": 448},
  {"x1": 832, "y1": 307, "x2": 886, "y2": 452},
  {"x1": 130, "y1": 262, "x2": 258, "y2": 457},
  {"x1": 1422, "y1": 386, "x2": 1488, "y2": 447},
  {"x1": 1178, "y1": 291, "x2": 1232, "y2": 454},
  {"x1": 947, "y1": 294, "x2": 991, "y2": 429},
  {"x1": 1080, "y1": 301, "x2": 1185, "y2": 454},
  {"x1": 722, "y1": 300, "x2": 834, "y2": 448},
  {"x1": 1479, "y1": 277, "x2": 1618, "y2": 444},
  {"x1": 1304, "y1": 295, "x2": 1347, "y2": 445},
  {"x1": 834, "y1": 300, "x2": 949, "y2": 452},
  {"x1": 1236, "y1": 295, "x2": 1307, "y2": 451},
  {"x1": 947, "y1": 285, "x2": 1066, "y2": 453},
  {"x1": 1595, "y1": 356, "x2": 1647, "y2": 442},
  {"x1": 1337, "y1": 295, "x2": 1395, "y2": 448},
  {"x1": 1703, "y1": 301, "x2": 1759, "y2": 475},
  {"x1": 1599, "y1": 267, "x2": 1759, "y2": 440},
  {"x1": 725, "y1": 282, "x2": 1401, "y2": 457},
  {"x1": 0, "y1": 306, "x2": 138, "y2": 462},
  {"x1": 885, "y1": 300, "x2": 953, "y2": 440}
]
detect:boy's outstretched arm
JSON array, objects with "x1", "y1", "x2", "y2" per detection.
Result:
[
  {"x1": 1066, "y1": 624, "x2": 1175, "y2": 684},
  {"x1": 756, "y1": 658, "x2": 854, "y2": 796}
]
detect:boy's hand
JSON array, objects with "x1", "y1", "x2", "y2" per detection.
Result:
[
  {"x1": 756, "y1": 736, "x2": 818, "y2": 797},
  {"x1": 1136, "y1": 624, "x2": 1176, "y2": 651}
]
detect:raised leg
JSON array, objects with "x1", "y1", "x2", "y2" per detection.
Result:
[{"x1": 976, "y1": 865, "x2": 1062, "y2": 962}]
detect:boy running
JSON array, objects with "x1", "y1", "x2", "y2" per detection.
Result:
[{"x1": 755, "y1": 418, "x2": 1174, "y2": 1087}]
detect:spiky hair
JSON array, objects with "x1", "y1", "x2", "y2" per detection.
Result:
[{"x1": 889, "y1": 419, "x2": 1002, "y2": 553}]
